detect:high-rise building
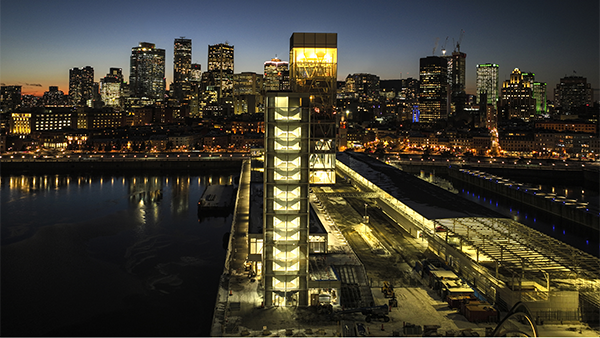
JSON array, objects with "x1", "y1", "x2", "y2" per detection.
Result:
[
  {"x1": 264, "y1": 58, "x2": 289, "y2": 92},
  {"x1": 206, "y1": 42, "x2": 234, "y2": 112},
  {"x1": 173, "y1": 38, "x2": 192, "y2": 101},
  {"x1": 129, "y1": 42, "x2": 166, "y2": 101},
  {"x1": 498, "y1": 68, "x2": 536, "y2": 121},
  {"x1": 233, "y1": 72, "x2": 263, "y2": 115},
  {"x1": 449, "y1": 52, "x2": 466, "y2": 96},
  {"x1": 42, "y1": 86, "x2": 68, "y2": 107},
  {"x1": 476, "y1": 63, "x2": 499, "y2": 106},
  {"x1": 418, "y1": 56, "x2": 448, "y2": 122},
  {"x1": 69, "y1": 66, "x2": 94, "y2": 107},
  {"x1": 344, "y1": 73, "x2": 380, "y2": 102},
  {"x1": 190, "y1": 63, "x2": 202, "y2": 82},
  {"x1": 263, "y1": 91, "x2": 311, "y2": 307},
  {"x1": 532, "y1": 82, "x2": 547, "y2": 115},
  {"x1": 1, "y1": 85, "x2": 22, "y2": 113},
  {"x1": 100, "y1": 68, "x2": 124, "y2": 108},
  {"x1": 554, "y1": 76, "x2": 592, "y2": 113},
  {"x1": 189, "y1": 64, "x2": 202, "y2": 118},
  {"x1": 289, "y1": 32, "x2": 337, "y2": 185}
]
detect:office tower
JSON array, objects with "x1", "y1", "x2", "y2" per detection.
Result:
[
  {"x1": 345, "y1": 73, "x2": 380, "y2": 102},
  {"x1": 173, "y1": 38, "x2": 192, "y2": 101},
  {"x1": 129, "y1": 42, "x2": 166, "y2": 101},
  {"x1": 263, "y1": 91, "x2": 311, "y2": 307},
  {"x1": 233, "y1": 72, "x2": 263, "y2": 114},
  {"x1": 206, "y1": 42, "x2": 234, "y2": 112},
  {"x1": 69, "y1": 66, "x2": 94, "y2": 107},
  {"x1": 100, "y1": 68, "x2": 124, "y2": 108},
  {"x1": 532, "y1": 82, "x2": 547, "y2": 115},
  {"x1": 419, "y1": 56, "x2": 448, "y2": 122},
  {"x1": 554, "y1": 76, "x2": 592, "y2": 113},
  {"x1": 289, "y1": 32, "x2": 337, "y2": 184},
  {"x1": 189, "y1": 64, "x2": 202, "y2": 118},
  {"x1": 449, "y1": 52, "x2": 466, "y2": 96},
  {"x1": 498, "y1": 68, "x2": 536, "y2": 121},
  {"x1": 264, "y1": 58, "x2": 289, "y2": 91},
  {"x1": 42, "y1": 86, "x2": 68, "y2": 106},
  {"x1": 476, "y1": 63, "x2": 499, "y2": 106},
  {"x1": 1, "y1": 85, "x2": 22, "y2": 113}
]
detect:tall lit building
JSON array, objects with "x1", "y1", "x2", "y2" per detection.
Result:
[
  {"x1": 173, "y1": 37, "x2": 192, "y2": 101},
  {"x1": 100, "y1": 68, "x2": 124, "y2": 108},
  {"x1": 449, "y1": 51, "x2": 466, "y2": 96},
  {"x1": 69, "y1": 66, "x2": 94, "y2": 107},
  {"x1": 289, "y1": 32, "x2": 337, "y2": 184},
  {"x1": 263, "y1": 91, "x2": 311, "y2": 307},
  {"x1": 1, "y1": 85, "x2": 22, "y2": 113},
  {"x1": 233, "y1": 72, "x2": 263, "y2": 114},
  {"x1": 554, "y1": 76, "x2": 592, "y2": 113},
  {"x1": 498, "y1": 68, "x2": 535, "y2": 121},
  {"x1": 344, "y1": 73, "x2": 380, "y2": 102},
  {"x1": 42, "y1": 86, "x2": 68, "y2": 107},
  {"x1": 129, "y1": 42, "x2": 166, "y2": 101},
  {"x1": 206, "y1": 42, "x2": 234, "y2": 111},
  {"x1": 264, "y1": 58, "x2": 289, "y2": 92},
  {"x1": 189, "y1": 64, "x2": 202, "y2": 118},
  {"x1": 418, "y1": 56, "x2": 448, "y2": 122},
  {"x1": 532, "y1": 82, "x2": 547, "y2": 115},
  {"x1": 476, "y1": 63, "x2": 499, "y2": 106}
]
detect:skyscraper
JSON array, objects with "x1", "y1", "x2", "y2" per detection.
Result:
[
  {"x1": 69, "y1": 66, "x2": 94, "y2": 107},
  {"x1": 1, "y1": 86, "x2": 22, "y2": 113},
  {"x1": 476, "y1": 63, "x2": 499, "y2": 106},
  {"x1": 263, "y1": 91, "x2": 311, "y2": 307},
  {"x1": 498, "y1": 68, "x2": 536, "y2": 121},
  {"x1": 289, "y1": 32, "x2": 337, "y2": 184},
  {"x1": 129, "y1": 42, "x2": 166, "y2": 101},
  {"x1": 263, "y1": 58, "x2": 289, "y2": 92},
  {"x1": 206, "y1": 42, "x2": 234, "y2": 112},
  {"x1": 418, "y1": 56, "x2": 448, "y2": 122},
  {"x1": 100, "y1": 68, "x2": 124, "y2": 108},
  {"x1": 532, "y1": 82, "x2": 547, "y2": 115},
  {"x1": 173, "y1": 37, "x2": 192, "y2": 101},
  {"x1": 554, "y1": 76, "x2": 592, "y2": 113}
]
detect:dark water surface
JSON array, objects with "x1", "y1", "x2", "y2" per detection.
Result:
[{"x1": 1, "y1": 173, "x2": 236, "y2": 337}]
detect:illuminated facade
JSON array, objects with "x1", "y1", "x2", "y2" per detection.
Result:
[
  {"x1": 100, "y1": 68, "x2": 124, "y2": 108},
  {"x1": 263, "y1": 58, "x2": 289, "y2": 91},
  {"x1": 43, "y1": 86, "x2": 68, "y2": 107},
  {"x1": 10, "y1": 112, "x2": 32, "y2": 136},
  {"x1": 289, "y1": 32, "x2": 337, "y2": 184},
  {"x1": 1, "y1": 85, "x2": 22, "y2": 113},
  {"x1": 129, "y1": 42, "x2": 166, "y2": 101},
  {"x1": 233, "y1": 72, "x2": 263, "y2": 115},
  {"x1": 207, "y1": 42, "x2": 234, "y2": 110},
  {"x1": 173, "y1": 38, "x2": 192, "y2": 101},
  {"x1": 476, "y1": 63, "x2": 499, "y2": 106},
  {"x1": 419, "y1": 56, "x2": 448, "y2": 122},
  {"x1": 69, "y1": 66, "x2": 94, "y2": 108},
  {"x1": 498, "y1": 68, "x2": 536, "y2": 121},
  {"x1": 532, "y1": 82, "x2": 547, "y2": 115},
  {"x1": 263, "y1": 92, "x2": 311, "y2": 307}
]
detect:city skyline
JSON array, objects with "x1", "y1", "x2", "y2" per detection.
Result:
[{"x1": 1, "y1": 0, "x2": 598, "y2": 98}]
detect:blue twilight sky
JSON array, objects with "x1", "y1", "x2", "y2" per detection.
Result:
[{"x1": 1, "y1": 0, "x2": 598, "y2": 98}]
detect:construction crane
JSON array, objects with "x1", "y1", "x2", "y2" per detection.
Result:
[
  {"x1": 432, "y1": 37, "x2": 439, "y2": 55},
  {"x1": 441, "y1": 36, "x2": 449, "y2": 55},
  {"x1": 455, "y1": 29, "x2": 465, "y2": 52}
]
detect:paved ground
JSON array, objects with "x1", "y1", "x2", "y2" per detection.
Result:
[{"x1": 211, "y1": 169, "x2": 600, "y2": 336}]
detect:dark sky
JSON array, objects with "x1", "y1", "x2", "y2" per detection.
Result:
[{"x1": 1, "y1": 0, "x2": 598, "y2": 98}]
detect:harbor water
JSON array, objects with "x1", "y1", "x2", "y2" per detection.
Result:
[{"x1": 1, "y1": 172, "x2": 237, "y2": 337}]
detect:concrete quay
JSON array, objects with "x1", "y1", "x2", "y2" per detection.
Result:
[{"x1": 211, "y1": 161, "x2": 600, "y2": 337}]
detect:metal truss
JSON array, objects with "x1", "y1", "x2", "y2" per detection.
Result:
[{"x1": 435, "y1": 217, "x2": 600, "y2": 282}]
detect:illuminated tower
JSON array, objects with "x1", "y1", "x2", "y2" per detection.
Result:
[
  {"x1": 532, "y1": 82, "x2": 547, "y2": 115},
  {"x1": 289, "y1": 32, "x2": 337, "y2": 184},
  {"x1": 476, "y1": 63, "x2": 499, "y2": 106},
  {"x1": 129, "y1": 42, "x2": 166, "y2": 101},
  {"x1": 498, "y1": 68, "x2": 535, "y2": 121},
  {"x1": 263, "y1": 92, "x2": 311, "y2": 307},
  {"x1": 418, "y1": 56, "x2": 448, "y2": 122},
  {"x1": 207, "y1": 42, "x2": 234, "y2": 112},
  {"x1": 69, "y1": 66, "x2": 94, "y2": 107},
  {"x1": 100, "y1": 68, "x2": 124, "y2": 108},
  {"x1": 173, "y1": 37, "x2": 192, "y2": 101},
  {"x1": 264, "y1": 58, "x2": 289, "y2": 91}
]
